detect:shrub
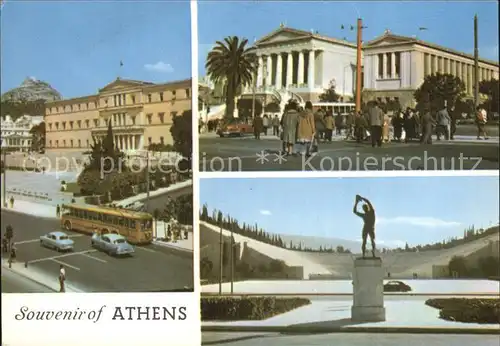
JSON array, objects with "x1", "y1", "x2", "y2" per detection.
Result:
[
  {"x1": 201, "y1": 296, "x2": 310, "y2": 321},
  {"x1": 426, "y1": 298, "x2": 500, "y2": 324}
]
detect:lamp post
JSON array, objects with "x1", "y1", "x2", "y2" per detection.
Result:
[{"x1": 262, "y1": 64, "x2": 268, "y2": 114}]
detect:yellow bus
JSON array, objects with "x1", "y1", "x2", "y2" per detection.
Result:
[
  {"x1": 312, "y1": 102, "x2": 356, "y2": 115},
  {"x1": 60, "y1": 203, "x2": 154, "y2": 245}
]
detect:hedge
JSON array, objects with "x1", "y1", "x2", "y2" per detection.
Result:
[
  {"x1": 426, "y1": 298, "x2": 500, "y2": 324},
  {"x1": 201, "y1": 296, "x2": 310, "y2": 321}
]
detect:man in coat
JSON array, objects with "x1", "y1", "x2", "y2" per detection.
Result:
[{"x1": 368, "y1": 102, "x2": 384, "y2": 147}]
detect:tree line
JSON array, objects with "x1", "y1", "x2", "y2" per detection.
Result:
[{"x1": 200, "y1": 205, "x2": 498, "y2": 254}]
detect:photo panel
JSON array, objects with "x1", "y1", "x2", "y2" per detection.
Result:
[
  {"x1": 199, "y1": 175, "x2": 500, "y2": 344},
  {"x1": 2, "y1": 1, "x2": 198, "y2": 345},
  {"x1": 198, "y1": 1, "x2": 499, "y2": 172}
]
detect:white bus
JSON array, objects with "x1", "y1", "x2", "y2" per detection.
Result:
[{"x1": 312, "y1": 102, "x2": 356, "y2": 116}]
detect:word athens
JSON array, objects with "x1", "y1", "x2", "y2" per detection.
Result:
[
  {"x1": 15, "y1": 306, "x2": 106, "y2": 323},
  {"x1": 112, "y1": 306, "x2": 188, "y2": 321}
]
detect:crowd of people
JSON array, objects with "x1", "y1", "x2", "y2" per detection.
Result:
[{"x1": 200, "y1": 100, "x2": 491, "y2": 156}]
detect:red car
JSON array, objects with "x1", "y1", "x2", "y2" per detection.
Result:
[{"x1": 217, "y1": 120, "x2": 253, "y2": 137}]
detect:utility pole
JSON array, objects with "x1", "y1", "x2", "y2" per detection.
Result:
[
  {"x1": 230, "y1": 223, "x2": 234, "y2": 294},
  {"x1": 356, "y1": 18, "x2": 363, "y2": 113},
  {"x1": 219, "y1": 226, "x2": 223, "y2": 295},
  {"x1": 473, "y1": 14, "x2": 479, "y2": 110}
]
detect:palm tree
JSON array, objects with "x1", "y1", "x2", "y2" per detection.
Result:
[{"x1": 205, "y1": 36, "x2": 257, "y2": 119}]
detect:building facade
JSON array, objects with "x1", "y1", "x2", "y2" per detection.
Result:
[
  {"x1": 239, "y1": 26, "x2": 358, "y2": 113},
  {"x1": 44, "y1": 78, "x2": 192, "y2": 153},
  {"x1": 1, "y1": 115, "x2": 43, "y2": 152},
  {"x1": 362, "y1": 30, "x2": 500, "y2": 108}
]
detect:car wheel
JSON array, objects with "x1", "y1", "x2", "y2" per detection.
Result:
[{"x1": 64, "y1": 221, "x2": 72, "y2": 231}]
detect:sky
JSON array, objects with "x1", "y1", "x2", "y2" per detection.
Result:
[
  {"x1": 1, "y1": 1, "x2": 191, "y2": 98},
  {"x1": 200, "y1": 176, "x2": 500, "y2": 248},
  {"x1": 198, "y1": 1, "x2": 499, "y2": 76}
]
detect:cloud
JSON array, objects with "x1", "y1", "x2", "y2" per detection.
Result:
[
  {"x1": 377, "y1": 216, "x2": 460, "y2": 228},
  {"x1": 260, "y1": 210, "x2": 272, "y2": 216},
  {"x1": 144, "y1": 61, "x2": 174, "y2": 73}
]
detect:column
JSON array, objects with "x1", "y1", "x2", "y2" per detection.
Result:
[
  {"x1": 456, "y1": 61, "x2": 460, "y2": 77},
  {"x1": 445, "y1": 59, "x2": 450, "y2": 74},
  {"x1": 298, "y1": 51, "x2": 305, "y2": 85},
  {"x1": 275, "y1": 54, "x2": 283, "y2": 89},
  {"x1": 461, "y1": 63, "x2": 466, "y2": 84},
  {"x1": 266, "y1": 55, "x2": 272, "y2": 86},
  {"x1": 439, "y1": 57, "x2": 444, "y2": 73},
  {"x1": 126, "y1": 136, "x2": 131, "y2": 150},
  {"x1": 425, "y1": 54, "x2": 431, "y2": 76},
  {"x1": 286, "y1": 52, "x2": 293, "y2": 87},
  {"x1": 257, "y1": 56, "x2": 263, "y2": 87},
  {"x1": 391, "y1": 52, "x2": 396, "y2": 78},
  {"x1": 114, "y1": 135, "x2": 118, "y2": 147},
  {"x1": 382, "y1": 53, "x2": 388, "y2": 78},
  {"x1": 467, "y1": 65, "x2": 473, "y2": 95},
  {"x1": 432, "y1": 55, "x2": 438, "y2": 74},
  {"x1": 308, "y1": 50, "x2": 316, "y2": 88}
]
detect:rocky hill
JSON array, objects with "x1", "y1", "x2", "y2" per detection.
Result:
[{"x1": 1, "y1": 77, "x2": 62, "y2": 103}]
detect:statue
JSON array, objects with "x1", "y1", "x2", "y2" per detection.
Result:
[{"x1": 353, "y1": 195, "x2": 376, "y2": 258}]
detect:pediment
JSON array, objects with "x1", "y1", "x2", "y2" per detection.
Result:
[
  {"x1": 99, "y1": 79, "x2": 149, "y2": 92},
  {"x1": 365, "y1": 34, "x2": 415, "y2": 48},
  {"x1": 256, "y1": 28, "x2": 310, "y2": 45}
]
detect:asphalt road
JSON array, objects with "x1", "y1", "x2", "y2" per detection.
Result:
[
  {"x1": 199, "y1": 137, "x2": 499, "y2": 171},
  {"x1": 1, "y1": 210, "x2": 193, "y2": 293},
  {"x1": 202, "y1": 333, "x2": 500, "y2": 346},
  {"x1": 200, "y1": 295, "x2": 494, "y2": 302},
  {"x1": 1, "y1": 267, "x2": 53, "y2": 293}
]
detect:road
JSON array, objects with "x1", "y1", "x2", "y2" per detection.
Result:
[
  {"x1": 202, "y1": 333, "x2": 500, "y2": 346},
  {"x1": 200, "y1": 295, "x2": 495, "y2": 302},
  {"x1": 199, "y1": 137, "x2": 499, "y2": 171},
  {"x1": 1, "y1": 267, "x2": 53, "y2": 293},
  {"x1": 1, "y1": 211, "x2": 193, "y2": 293}
]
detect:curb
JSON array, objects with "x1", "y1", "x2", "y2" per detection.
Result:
[
  {"x1": 200, "y1": 293, "x2": 500, "y2": 297},
  {"x1": 201, "y1": 325, "x2": 500, "y2": 335},
  {"x1": 153, "y1": 240, "x2": 193, "y2": 253},
  {"x1": 1, "y1": 264, "x2": 81, "y2": 293}
]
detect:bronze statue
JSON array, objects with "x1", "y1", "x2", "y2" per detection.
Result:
[{"x1": 353, "y1": 195, "x2": 376, "y2": 258}]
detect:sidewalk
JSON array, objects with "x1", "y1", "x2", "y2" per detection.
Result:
[
  {"x1": 202, "y1": 300, "x2": 500, "y2": 334},
  {"x1": 2, "y1": 261, "x2": 82, "y2": 293},
  {"x1": 116, "y1": 179, "x2": 192, "y2": 207},
  {"x1": 0, "y1": 200, "x2": 58, "y2": 219}
]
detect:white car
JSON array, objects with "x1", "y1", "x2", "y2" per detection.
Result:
[{"x1": 40, "y1": 231, "x2": 74, "y2": 252}]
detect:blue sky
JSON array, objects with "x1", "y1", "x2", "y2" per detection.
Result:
[
  {"x1": 198, "y1": 1, "x2": 499, "y2": 76},
  {"x1": 200, "y1": 176, "x2": 500, "y2": 248},
  {"x1": 1, "y1": 1, "x2": 191, "y2": 98}
]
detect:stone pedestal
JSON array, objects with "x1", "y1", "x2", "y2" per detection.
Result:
[{"x1": 351, "y1": 257, "x2": 386, "y2": 322}]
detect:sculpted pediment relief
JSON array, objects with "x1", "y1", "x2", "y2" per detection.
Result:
[
  {"x1": 99, "y1": 79, "x2": 148, "y2": 93},
  {"x1": 256, "y1": 28, "x2": 310, "y2": 45},
  {"x1": 365, "y1": 34, "x2": 415, "y2": 47}
]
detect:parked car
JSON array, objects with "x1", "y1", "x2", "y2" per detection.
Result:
[
  {"x1": 217, "y1": 120, "x2": 253, "y2": 137},
  {"x1": 383, "y1": 280, "x2": 412, "y2": 292},
  {"x1": 91, "y1": 233, "x2": 134, "y2": 256},
  {"x1": 39, "y1": 231, "x2": 74, "y2": 252}
]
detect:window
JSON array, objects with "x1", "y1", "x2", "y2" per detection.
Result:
[
  {"x1": 48, "y1": 123, "x2": 53, "y2": 131},
  {"x1": 55, "y1": 122, "x2": 59, "y2": 130},
  {"x1": 49, "y1": 140, "x2": 52, "y2": 147},
  {"x1": 70, "y1": 139, "x2": 74, "y2": 147},
  {"x1": 69, "y1": 121, "x2": 74, "y2": 130},
  {"x1": 172, "y1": 90, "x2": 176, "y2": 98},
  {"x1": 378, "y1": 54, "x2": 384, "y2": 78},
  {"x1": 78, "y1": 104, "x2": 81, "y2": 110},
  {"x1": 62, "y1": 122, "x2": 66, "y2": 130},
  {"x1": 63, "y1": 140, "x2": 66, "y2": 147},
  {"x1": 148, "y1": 94, "x2": 152, "y2": 103},
  {"x1": 85, "y1": 119, "x2": 90, "y2": 128},
  {"x1": 159, "y1": 92, "x2": 164, "y2": 102},
  {"x1": 170, "y1": 111, "x2": 178, "y2": 120},
  {"x1": 160, "y1": 136, "x2": 164, "y2": 145},
  {"x1": 77, "y1": 120, "x2": 81, "y2": 128},
  {"x1": 131, "y1": 116, "x2": 136, "y2": 125},
  {"x1": 158, "y1": 112, "x2": 165, "y2": 123},
  {"x1": 185, "y1": 88, "x2": 190, "y2": 98},
  {"x1": 86, "y1": 139, "x2": 89, "y2": 147},
  {"x1": 148, "y1": 137, "x2": 152, "y2": 145},
  {"x1": 94, "y1": 101, "x2": 98, "y2": 108},
  {"x1": 395, "y1": 52, "x2": 401, "y2": 77},
  {"x1": 131, "y1": 95, "x2": 136, "y2": 104},
  {"x1": 78, "y1": 139, "x2": 81, "y2": 147},
  {"x1": 146, "y1": 113, "x2": 153, "y2": 124},
  {"x1": 93, "y1": 119, "x2": 99, "y2": 127},
  {"x1": 114, "y1": 95, "x2": 118, "y2": 106}
]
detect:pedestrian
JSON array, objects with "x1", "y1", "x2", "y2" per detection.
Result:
[
  {"x1": 354, "y1": 111, "x2": 367, "y2": 143},
  {"x1": 335, "y1": 112, "x2": 343, "y2": 136},
  {"x1": 436, "y1": 103, "x2": 451, "y2": 140},
  {"x1": 2, "y1": 235, "x2": 7, "y2": 254},
  {"x1": 382, "y1": 113, "x2": 391, "y2": 143},
  {"x1": 450, "y1": 107, "x2": 458, "y2": 140},
  {"x1": 475, "y1": 106, "x2": 489, "y2": 140},
  {"x1": 392, "y1": 111, "x2": 404, "y2": 141},
  {"x1": 272, "y1": 114, "x2": 280, "y2": 137},
  {"x1": 262, "y1": 114, "x2": 270, "y2": 135},
  {"x1": 8, "y1": 245, "x2": 16, "y2": 268},
  {"x1": 56, "y1": 204, "x2": 61, "y2": 218},
  {"x1": 59, "y1": 264, "x2": 66, "y2": 292},
  {"x1": 324, "y1": 110, "x2": 334, "y2": 142},
  {"x1": 368, "y1": 102, "x2": 384, "y2": 147},
  {"x1": 345, "y1": 111, "x2": 354, "y2": 140},
  {"x1": 281, "y1": 101, "x2": 299, "y2": 156},
  {"x1": 252, "y1": 115, "x2": 263, "y2": 140},
  {"x1": 9, "y1": 196, "x2": 14, "y2": 208},
  {"x1": 420, "y1": 107, "x2": 436, "y2": 145},
  {"x1": 312, "y1": 108, "x2": 326, "y2": 153},
  {"x1": 296, "y1": 101, "x2": 316, "y2": 156}
]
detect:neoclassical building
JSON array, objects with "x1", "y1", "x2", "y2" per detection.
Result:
[
  {"x1": 1, "y1": 115, "x2": 43, "y2": 152},
  {"x1": 45, "y1": 78, "x2": 192, "y2": 153},
  {"x1": 362, "y1": 30, "x2": 500, "y2": 108},
  {"x1": 239, "y1": 26, "x2": 358, "y2": 112}
]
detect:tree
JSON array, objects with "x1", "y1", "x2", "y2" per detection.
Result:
[
  {"x1": 170, "y1": 110, "x2": 192, "y2": 173},
  {"x1": 318, "y1": 80, "x2": 341, "y2": 102},
  {"x1": 478, "y1": 78, "x2": 499, "y2": 113},
  {"x1": 29, "y1": 121, "x2": 46, "y2": 152},
  {"x1": 237, "y1": 98, "x2": 263, "y2": 119},
  {"x1": 5, "y1": 224, "x2": 13, "y2": 248},
  {"x1": 414, "y1": 73, "x2": 466, "y2": 114},
  {"x1": 205, "y1": 36, "x2": 257, "y2": 119},
  {"x1": 200, "y1": 257, "x2": 213, "y2": 278}
]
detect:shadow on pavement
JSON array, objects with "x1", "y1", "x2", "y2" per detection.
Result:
[
  {"x1": 283, "y1": 318, "x2": 366, "y2": 334},
  {"x1": 202, "y1": 333, "x2": 276, "y2": 345}
]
